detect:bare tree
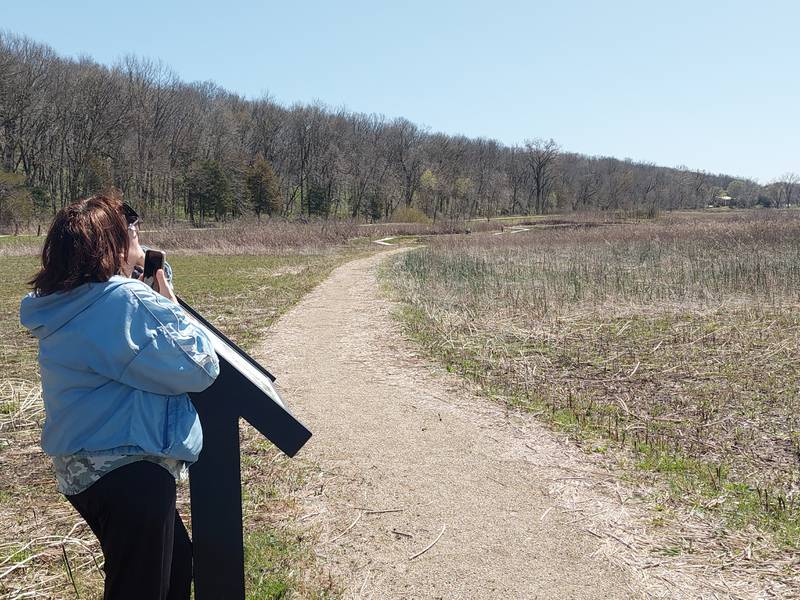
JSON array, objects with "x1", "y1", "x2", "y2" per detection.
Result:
[
  {"x1": 386, "y1": 118, "x2": 424, "y2": 213},
  {"x1": 524, "y1": 138, "x2": 559, "y2": 214},
  {"x1": 504, "y1": 146, "x2": 528, "y2": 215},
  {"x1": 777, "y1": 173, "x2": 799, "y2": 208}
]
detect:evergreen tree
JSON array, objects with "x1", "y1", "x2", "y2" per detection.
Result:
[
  {"x1": 365, "y1": 191, "x2": 383, "y2": 222},
  {"x1": 185, "y1": 160, "x2": 230, "y2": 226},
  {"x1": 307, "y1": 182, "x2": 329, "y2": 217},
  {"x1": 246, "y1": 155, "x2": 281, "y2": 219}
]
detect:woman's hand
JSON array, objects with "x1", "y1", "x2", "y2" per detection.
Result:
[
  {"x1": 154, "y1": 269, "x2": 178, "y2": 303},
  {"x1": 134, "y1": 267, "x2": 176, "y2": 303}
]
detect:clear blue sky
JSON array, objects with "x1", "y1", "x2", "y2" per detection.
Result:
[{"x1": 3, "y1": 0, "x2": 798, "y2": 182}]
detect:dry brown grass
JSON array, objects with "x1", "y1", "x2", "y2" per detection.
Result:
[
  {"x1": 0, "y1": 380, "x2": 105, "y2": 599},
  {"x1": 143, "y1": 221, "x2": 363, "y2": 255},
  {"x1": 0, "y1": 216, "x2": 510, "y2": 259},
  {"x1": 0, "y1": 220, "x2": 367, "y2": 258}
]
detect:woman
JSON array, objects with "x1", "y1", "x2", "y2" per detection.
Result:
[{"x1": 19, "y1": 195, "x2": 219, "y2": 600}]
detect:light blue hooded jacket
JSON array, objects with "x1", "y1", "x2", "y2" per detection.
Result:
[{"x1": 20, "y1": 276, "x2": 219, "y2": 462}]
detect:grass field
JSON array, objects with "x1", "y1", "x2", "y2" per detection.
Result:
[
  {"x1": 0, "y1": 230, "x2": 372, "y2": 599},
  {"x1": 387, "y1": 211, "x2": 800, "y2": 558}
]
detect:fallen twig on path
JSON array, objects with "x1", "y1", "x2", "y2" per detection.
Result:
[
  {"x1": 349, "y1": 505, "x2": 406, "y2": 515},
  {"x1": 583, "y1": 528, "x2": 603, "y2": 539},
  {"x1": 325, "y1": 513, "x2": 362, "y2": 545},
  {"x1": 364, "y1": 508, "x2": 405, "y2": 515},
  {"x1": 359, "y1": 569, "x2": 371, "y2": 595},
  {"x1": 391, "y1": 529, "x2": 413, "y2": 538},
  {"x1": 408, "y1": 524, "x2": 446, "y2": 560},
  {"x1": 607, "y1": 531, "x2": 635, "y2": 550},
  {"x1": 299, "y1": 511, "x2": 324, "y2": 522}
]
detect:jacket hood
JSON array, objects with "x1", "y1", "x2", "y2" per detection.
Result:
[{"x1": 20, "y1": 276, "x2": 131, "y2": 340}]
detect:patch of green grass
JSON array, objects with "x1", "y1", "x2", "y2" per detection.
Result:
[
  {"x1": 245, "y1": 529, "x2": 338, "y2": 600},
  {"x1": 0, "y1": 234, "x2": 40, "y2": 246},
  {"x1": 655, "y1": 544, "x2": 686, "y2": 557},
  {"x1": 636, "y1": 447, "x2": 800, "y2": 547},
  {"x1": 552, "y1": 407, "x2": 580, "y2": 431},
  {"x1": 5, "y1": 546, "x2": 35, "y2": 563},
  {"x1": 637, "y1": 450, "x2": 692, "y2": 475},
  {"x1": 0, "y1": 256, "x2": 40, "y2": 381}
]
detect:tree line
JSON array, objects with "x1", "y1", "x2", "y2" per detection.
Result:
[{"x1": 0, "y1": 32, "x2": 797, "y2": 230}]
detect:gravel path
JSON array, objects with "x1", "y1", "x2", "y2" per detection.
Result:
[{"x1": 256, "y1": 249, "x2": 641, "y2": 599}]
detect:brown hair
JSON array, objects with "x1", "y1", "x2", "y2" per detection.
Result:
[{"x1": 29, "y1": 195, "x2": 129, "y2": 295}]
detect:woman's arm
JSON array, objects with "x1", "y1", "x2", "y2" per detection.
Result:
[{"x1": 111, "y1": 280, "x2": 220, "y2": 395}]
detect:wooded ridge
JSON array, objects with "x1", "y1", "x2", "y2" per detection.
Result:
[{"x1": 0, "y1": 32, "x2": 796, "y2": 229}]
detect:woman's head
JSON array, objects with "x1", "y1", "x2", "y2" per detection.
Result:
[{"x1": 30, "y1": 195, "x2": 144, "y2": 295}]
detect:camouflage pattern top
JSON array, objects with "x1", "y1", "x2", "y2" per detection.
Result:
[{"x1": 53, "y1": 453, "x2": 188, "y2": 496}]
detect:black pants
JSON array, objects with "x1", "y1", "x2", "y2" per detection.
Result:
[{"x1": 66, "y1": 460, "x2": 192, "y2": 600}]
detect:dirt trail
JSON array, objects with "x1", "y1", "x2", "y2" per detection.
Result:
[{"x1": 256, "y1": 249, "x2": 644, "y2": 599}]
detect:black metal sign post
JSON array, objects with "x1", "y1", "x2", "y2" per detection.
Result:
[{"x1": 180, "y1": 299, "x2": 312, "y2": 600}]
